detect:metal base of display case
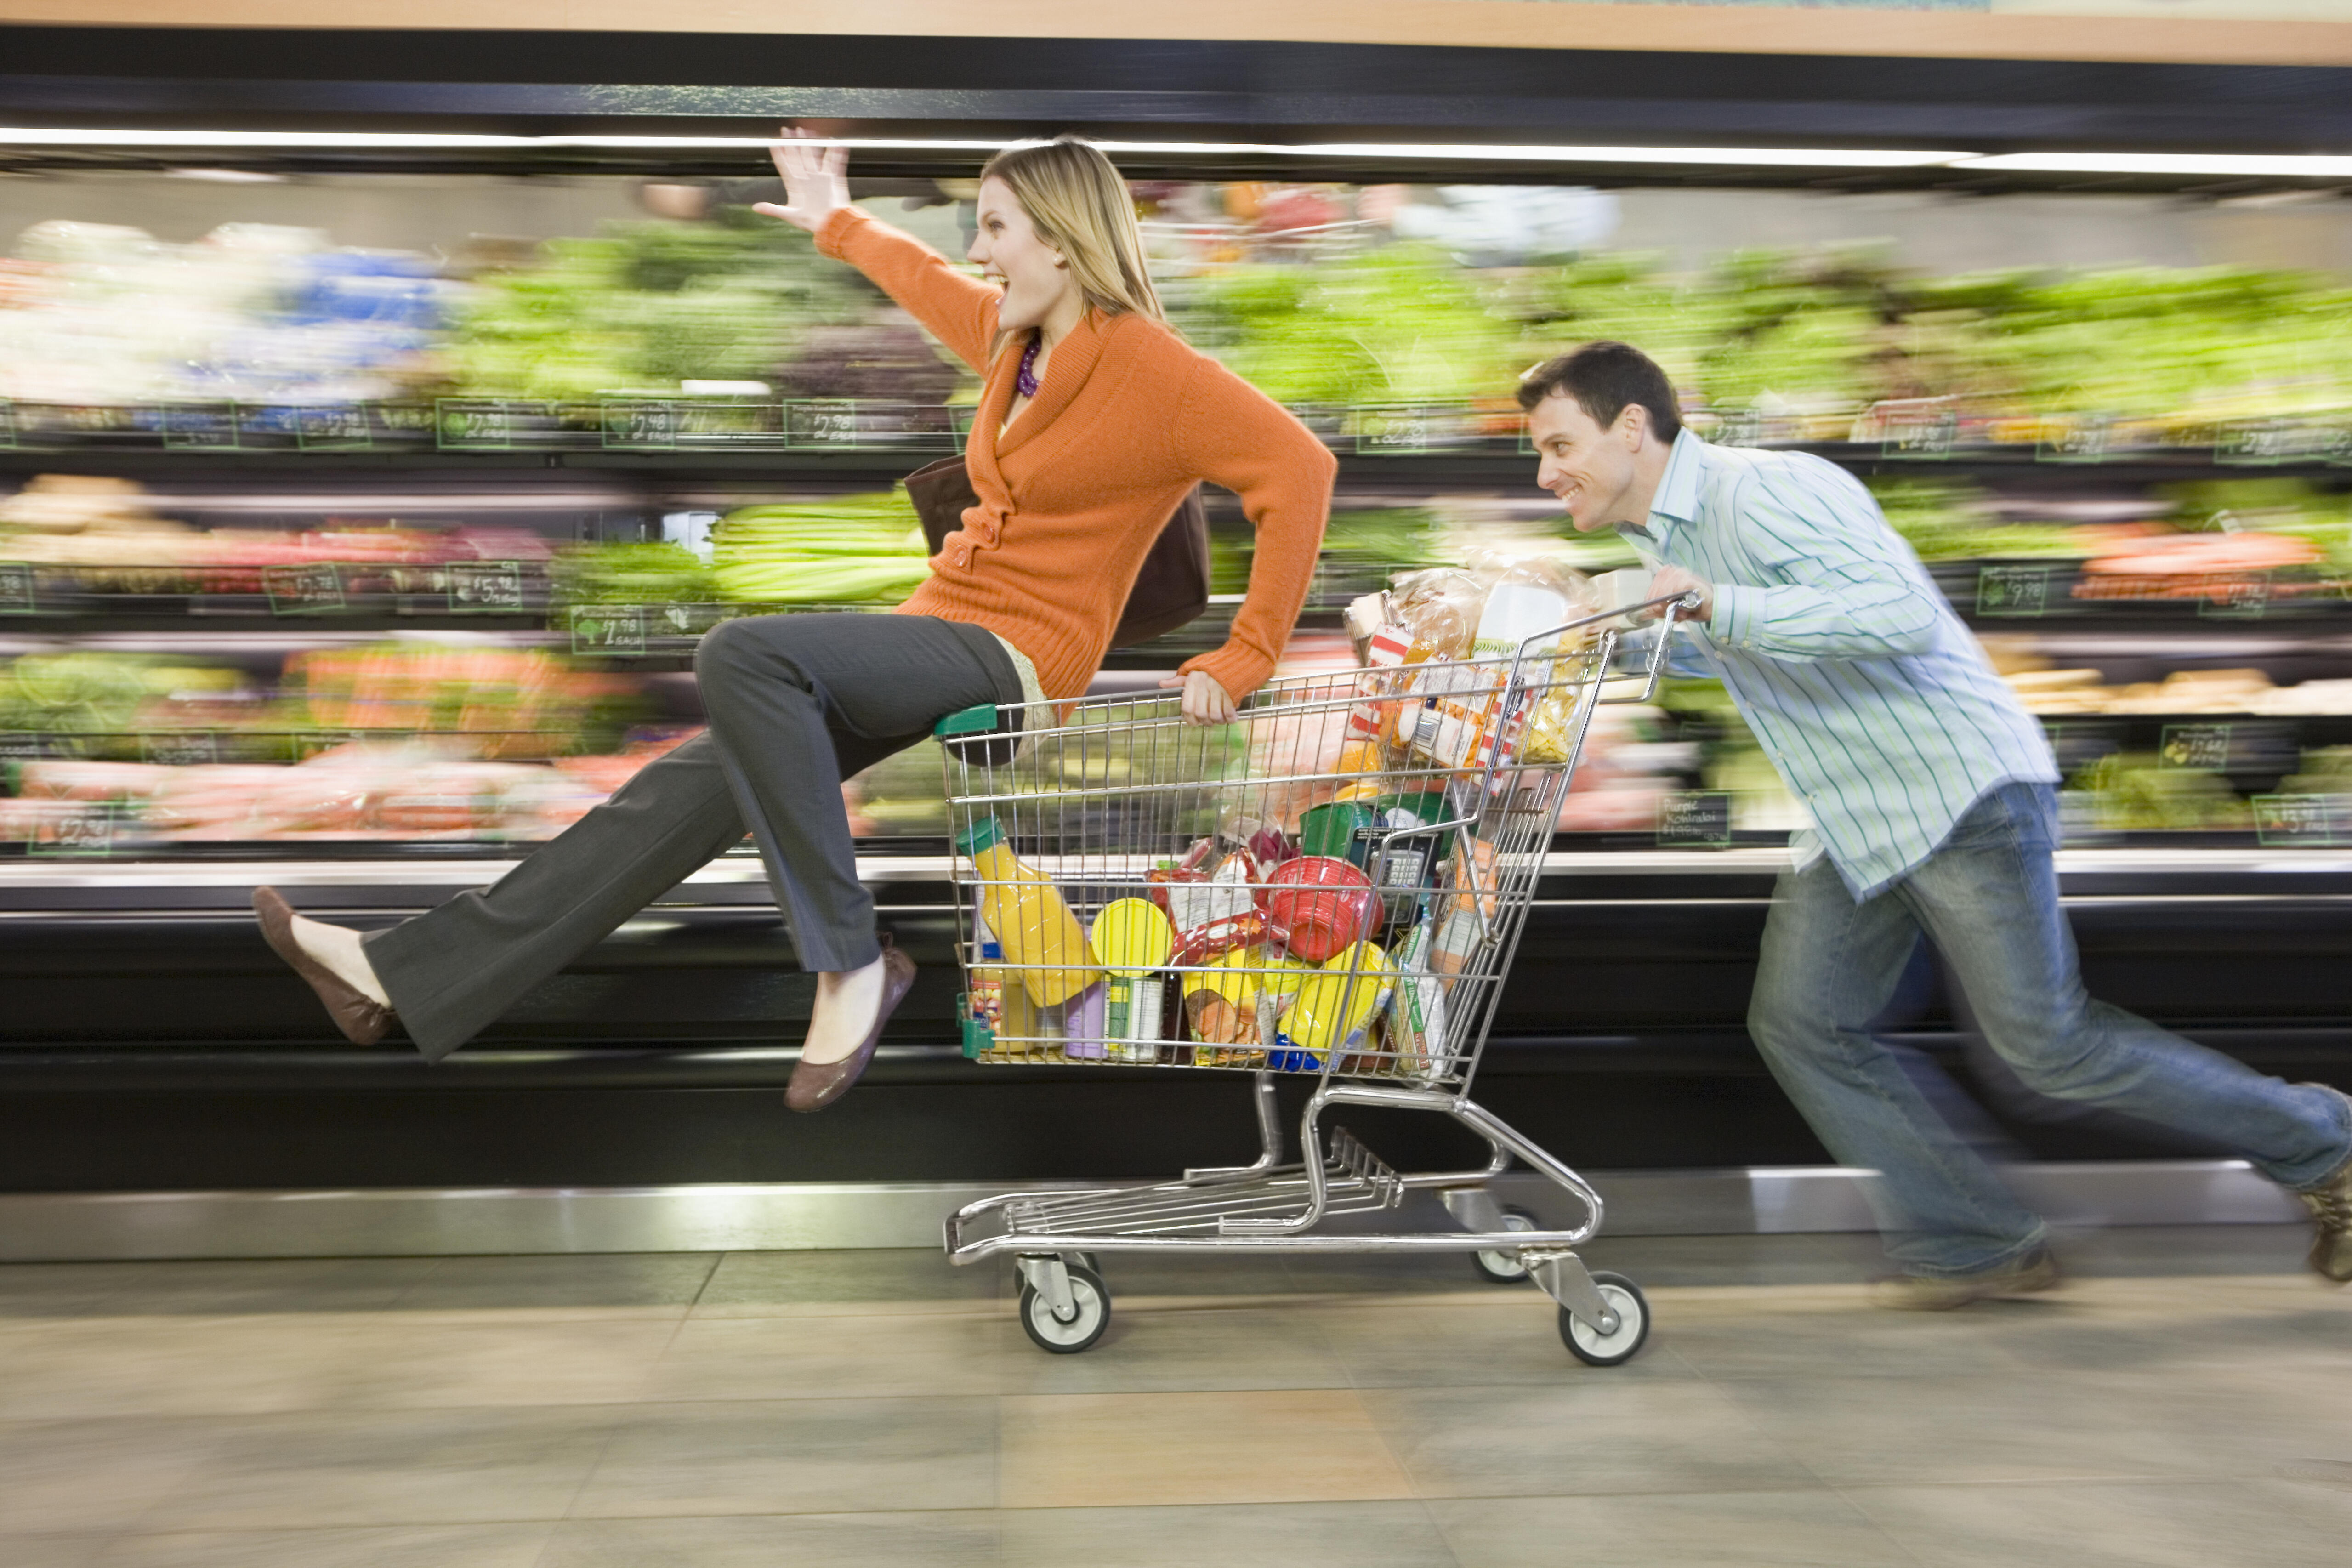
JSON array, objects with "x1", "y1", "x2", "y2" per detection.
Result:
[{"x1": 0, "y1": 1161, "x2": 2306, "y2": 1262}]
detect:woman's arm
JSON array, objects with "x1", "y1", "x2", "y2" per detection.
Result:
[
  {"x1": 1167, "y1": 356, "x2": 1337, "y2": 701},
  {"x1": 755, "y1": 129, "x2": 999, "y2": 372},
  {"x1": 812, "y1": 208, "x2": 999, "y2": 373}
]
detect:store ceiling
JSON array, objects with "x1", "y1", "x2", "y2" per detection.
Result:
[{"x1": 0, "y1": 25, "x2": 2349, "y2": 193}]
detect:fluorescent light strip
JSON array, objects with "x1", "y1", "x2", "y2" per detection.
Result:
[
  {"x1": 1956, "y1": 152, "x2": 2352, "y2": 178},
  {"x1": 1287, "y1": 142, "x2": 1965, "y2": 168},
  {"x1": 1, "y1": 129, "x2": 2348, "y2": 178}
]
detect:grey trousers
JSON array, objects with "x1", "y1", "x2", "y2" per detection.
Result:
[{"x1": 365, "y1": 613, "x2": 1024, "y2": 1062}]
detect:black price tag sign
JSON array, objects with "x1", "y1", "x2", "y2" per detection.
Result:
[
  {"x1": 1881, "y1": 410, "x2": 1958, "y2": 459},
  {"x1": 0, "y1": 562, "x2": 34, "y2": 614},
  {"x1": 449, "y1": 561, "x2": 525, "y2": 613},
  {"x1": 603, "y1": 401, "x2": 681, "y2": 451},
  {"x1": 0, "y1": 731, "x2": 47, "y2": 761},
  {"x1": 0, "y1": 399, "x2": 17, "y2": 449},
  {"x1": 2253, "y1": 795, "x2": 2341, "y2": 847},
  {"x1": 1355, "y1": 405, "x2": 1435, "y2": 456},
  {"x1": 140, "y1": 731, "x2": 220, "y2": 766},
  {"x1": 1977, "y1": 565, "x2": 2051, "y2": 618},
  {"x1": 789, "y1": 399, "x2": 862, "y2": 449},
  {"x1": 571, "y1": 605, "x2": 648, "y2": 656},
  {"x1": 162, "y1": 404, "x2": 241, "y2": 450},
  {"x1": 1715, "y1": 409, "x2": 1765, "y2": 449},
  {"x1": 2160, "y1": 723, "x2": 2233, "y2": 772},
  {"x1": 263, "y1": 563, "x2": 346, "y2": 615},
  {"x1": 1657, "y1": 790, "x2": 1734, "y2": 848},
  {"x1": 2199, "y1": 573, "x2": 2274, "y2": 620},
  {"x1": 32, "y1": 804, "x2": 114, "y2": 858},
  {"x1": 2037, "y1": 417, "x2": 2113, "y2": 464},
  {"x1": 373, "y1": 402, "x2": 434, "y2": 440},
  {"x1": 437, "y1": 399, "x2": 518, "y2": 450},
  {"x1": 296, "y1": 404, "x2": 375, "y2": 450}
]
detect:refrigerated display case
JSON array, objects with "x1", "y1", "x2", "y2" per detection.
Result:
[{"x1": 5, "y1": 89, "x2": 2352, "y2": 1193}]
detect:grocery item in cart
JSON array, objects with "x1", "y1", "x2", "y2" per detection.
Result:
[
  {"x1": 1091, "y1": 898, "x2": 1175, "y2": 1065},
  {"x1": 960, "y1": 925, "x2": 1008, "y2": 1059},
  {"x1": 1389, "y1": 919, "x2": 1452, "y2": 1079},
  {"x1": 1059, "y1": 981, "x2": 1108, "y2": 1060},
  {"x1": 955, "y1": 816, "x2": 1102, "y2": 1007},
  {"x1": 1269, "y1": 940, "x2": 1394, "y2": 1071},
  {"x1": 1260, "y1": 855, "x2": 1377, "y2": 964}
]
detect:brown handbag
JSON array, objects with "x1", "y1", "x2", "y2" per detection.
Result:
[{"x1": 903, "y1": 454, "x2": 1211, "y2": 648}]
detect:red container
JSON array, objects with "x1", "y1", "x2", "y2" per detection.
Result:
[{"x1": 1260, "y1": 855, "x2": 1377, "y2": 964}]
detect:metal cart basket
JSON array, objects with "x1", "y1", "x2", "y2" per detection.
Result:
[{"x1": 933, "y1": 594, "x2": 1697, "y2": 1363}]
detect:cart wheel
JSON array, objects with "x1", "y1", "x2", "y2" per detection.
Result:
[
  {"x1": 1470, "y1": 1206, "x2": 1540, "y2": 1284},
  {"x1": 1558, "y1": 1272, "x2": 1650, "y2": 1367},
  {"x1": 1019, "y1": 1262, "x2": 1111, "y2": 1355}
]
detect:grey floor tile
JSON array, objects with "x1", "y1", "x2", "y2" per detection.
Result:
[
  {"x1": 1975, "y1": 1290, "x2": 2352, "y2": 1378},
  {"x1": 1429, "y1": 1491, "x2": 1916, "y2": 1568},
  {"x1": 11, "y1": 1259, "x2": 437, "y2": 1318},
  {"x1": 1846, "y1": 1477, "x2": 2345, "y2": 1568},
  {"x1": 992, "y1": 1303, "x2": 1354, "y2": 1395},
  {"x1": 540, "y1": 1511, "x2": 1001, "y2": 1567},
  {"x1": 1717, "y1": 1371, "x2": 2217, "y2": 1487},
  {"x1": 139, "y1": 1406, "x2": 625, "y2": 1530},
  {"x1": 0, "y1": 1416, "x2": 224, "y2": 1534},
  {"x1": 1312, "y1": 1296, "x2": 1705, "y2": 1390},
  {"x1": 389, "y1": 1254, "x2": 721, "y2": 1320},
  {"x1": 1578, "y1": 1233, "x2": 1892, "y2": 1290},
  {"x1": 0, "y1": 1534, "x2": 114, "y2": 1568},
  {"x1": 1653, "y1": 1289, "x2": 2053, "y2": 1381},
  {"x1": 321, "y1": 1316, "x2": 684, "y2": 1410},
  {"x1": 693, "y1": 1250, "x2": 1001, "y2": 1319},
  {"x1": 565, "y1": 1397, "x2": 997, "y2": 1517},
  {"x1": 0, "y1": 1314, "x2": 375, "y2": 1419},
  {"x1": 2261, "y1": 1469, "x2": 2352, "y2": 1536},
  {"x1": 1360, "y1": 1379, "x2": 1819, "y2": 1499},
  {"x1": 91, "y1": 1523, "x2": 555, "y2": 1568},
  {"x1": 640, "y1": 1312, "x2": 1006, "y2": 1402},
  {"x1": 1000, "y1": 1500, "x2": 1458, "y2": 1567},
  {"x1": 1278, "y1": 1251, "x2": 1509, "y2": 1300}
]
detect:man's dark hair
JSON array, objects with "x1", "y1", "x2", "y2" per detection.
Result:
[{"x1": 1516, "y1": 341, "x2": 1682, "y2": 443}]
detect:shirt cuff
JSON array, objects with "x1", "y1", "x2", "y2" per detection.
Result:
[
  {"x1": 813, "y1": 205, "x2": 869, "y2": 262},
  {"x1": 1705, "y1": 583, "x2": 1759, "y2": 648}
]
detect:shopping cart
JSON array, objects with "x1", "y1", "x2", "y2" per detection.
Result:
[{"x1": 933, "y1": 593, "x2": 1699, "y2": 1364}]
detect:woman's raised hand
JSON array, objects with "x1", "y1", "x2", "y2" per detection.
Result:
[{"x1": 754, "y1": 127, "x2": 851, "y2": 233}]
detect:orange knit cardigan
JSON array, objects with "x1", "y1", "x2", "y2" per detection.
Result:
[{"x1": 816, "y1": 206, "x2": 1335, "y2": 703}]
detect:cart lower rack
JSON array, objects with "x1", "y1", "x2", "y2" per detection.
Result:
[{"x1": 934, "y1": 596, "x2": 1697, "y2": 1363}]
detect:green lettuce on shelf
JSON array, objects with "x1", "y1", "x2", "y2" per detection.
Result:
[{"x1": 449, "y1": 214, "x2": 875, "y2": 402}]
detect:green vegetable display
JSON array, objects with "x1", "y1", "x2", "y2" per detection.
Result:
[{"x1": 712, "y1": 492, "x2": 933, "y2": 604}]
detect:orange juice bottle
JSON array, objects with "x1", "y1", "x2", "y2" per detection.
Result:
[{"x1": 956, "y1": 816, "x2": 1101, "y2": 1008}]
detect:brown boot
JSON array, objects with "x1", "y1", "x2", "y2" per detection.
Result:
[
  {"x1": 1871, "y1": 1248, "x2": 2062, "y2": 1311},
  {"x1": 2294, "y1": 1089, "x2": 2352, "y2": 1283}
]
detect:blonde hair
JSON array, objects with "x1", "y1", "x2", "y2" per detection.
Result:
[{"x1": 979, "y1": 136, "x2": 1164, "y2": 358}]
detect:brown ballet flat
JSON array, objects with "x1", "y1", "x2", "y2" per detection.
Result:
[
  {"x1": 785, "y1": 939, "x2": 917, "y2": 1114},
  {"x1": 253, "y1": 886, "x2": 393, "y2": 1047}
]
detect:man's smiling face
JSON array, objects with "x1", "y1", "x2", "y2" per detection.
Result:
[{"x1": 1528, "y1": 391, "x2": 1643, "y2": 533}]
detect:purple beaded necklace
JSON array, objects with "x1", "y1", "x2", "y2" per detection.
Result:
[{"x1": 1016, "y1": 334, "x2": 1042, "y2": 399}]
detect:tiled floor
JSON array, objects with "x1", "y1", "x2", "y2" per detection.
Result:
[{"x1": 0, "y1": 1226, "x2": 2346, "y2": 1566}]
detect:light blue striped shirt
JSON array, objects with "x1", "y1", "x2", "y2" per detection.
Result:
[{"x1": 1623, "y1": 432, "x2": 2057, "y2": 900}]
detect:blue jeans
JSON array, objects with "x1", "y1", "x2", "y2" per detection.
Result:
[{"x1": 1748, "y1": 781, "x2": 2352, "y2": 1277}]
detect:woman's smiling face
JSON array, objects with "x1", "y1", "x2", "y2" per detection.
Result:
[{"x1": 967, "y1": 176, "x2": 1076, "y2": 335}]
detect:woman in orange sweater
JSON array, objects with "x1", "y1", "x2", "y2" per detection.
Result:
[{"x1": 253, "y1": 131, "x2": 1335, "y2": 1110}]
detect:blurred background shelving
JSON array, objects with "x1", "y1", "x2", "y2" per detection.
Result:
[{"x1": 6, "y1": 16, "x2": 2352, "y2": 1193}]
